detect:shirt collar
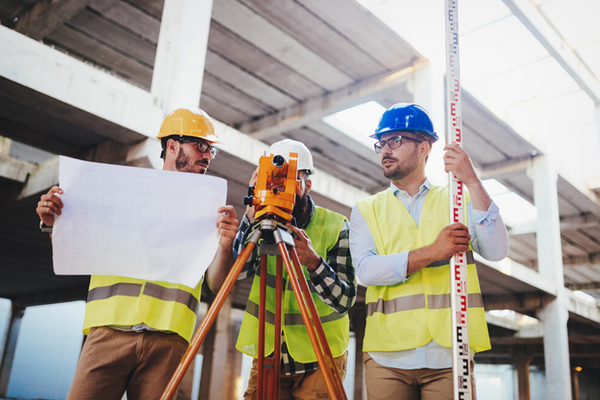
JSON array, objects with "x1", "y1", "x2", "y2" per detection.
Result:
[{"x1": 389, "y1": 178, "x2": 432, "y2": 197}]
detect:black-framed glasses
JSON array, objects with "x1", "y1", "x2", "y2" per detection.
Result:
[
  {"x1": 177, "y1": 138, "x2": 218, "y2": 159},
  {"x1": 374, "y1": 135, "x2": 423, "y2": 154}
]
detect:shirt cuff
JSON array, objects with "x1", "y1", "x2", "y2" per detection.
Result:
[
  {"x1": 394, "y1": 252, "x2": 410, "y2": 283},
  {"x1": 309, "y1": 258, "x2": 329, "y2": 278}
]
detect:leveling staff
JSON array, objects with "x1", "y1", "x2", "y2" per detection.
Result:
[
  {"x1": 350, "y1": 103, "x2": 509, "y2": 400},
  {"x1": 233, "y1": 139, "x2": 356, "y2": 400},
  {"x1": 36, "y1": 108, "x2": 239, "y2": 400}
]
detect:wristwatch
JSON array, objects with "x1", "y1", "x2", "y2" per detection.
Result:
[{"x1": 39, "y1": 221, "x2": 53, "y2": 233}]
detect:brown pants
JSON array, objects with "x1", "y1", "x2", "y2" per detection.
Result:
[
  {"x1": 67, "y1": 326, "x2": 187, "y2": 400},
  {"x1": 364, "y1": 353, "x2": 477, "y2": 400},
  {"x1": 243, "y1": 351, "x2": 348, "y2": 400}
]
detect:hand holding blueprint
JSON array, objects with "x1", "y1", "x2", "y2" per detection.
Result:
[{"x1": 52, "y1": 156, "x2": 227, "y2": 288}]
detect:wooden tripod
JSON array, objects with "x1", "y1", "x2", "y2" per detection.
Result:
[{"x1": 160, "y1": 219, "x2": 347, "y2": 400}]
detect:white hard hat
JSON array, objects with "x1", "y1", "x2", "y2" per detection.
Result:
[{"x1": 268, "y1": 139, "x2": 314, "y2": 173}]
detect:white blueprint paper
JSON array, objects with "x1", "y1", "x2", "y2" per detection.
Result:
[{"x1": 52, "y1": 156, "x2": 227, "y2": 288}]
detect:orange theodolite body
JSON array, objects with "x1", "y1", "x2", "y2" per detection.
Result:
[{"x1": 250, "y1": 152, "x2": 299, "y2": 223}]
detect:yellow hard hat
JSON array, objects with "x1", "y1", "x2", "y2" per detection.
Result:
[{"x1": 156, "y1": 108, "x2": 220, "y2": 143}]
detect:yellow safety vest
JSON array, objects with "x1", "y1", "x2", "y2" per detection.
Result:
[
  {"x1": 357, "y1": 186, "x2": 491, "y2": 353},
  {"x1": 236, "y1": 207, "x2": 350, "y2": 363},
  {"x1": 82, "y1": 275, "x2": 202, "y2": 343}
]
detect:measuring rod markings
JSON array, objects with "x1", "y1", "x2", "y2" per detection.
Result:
[{"x1": 445, "y1": 0, "x2": 471, "y2": 399}]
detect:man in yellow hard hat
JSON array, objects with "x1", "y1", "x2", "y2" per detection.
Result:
[
  {"x1": 350, "y1": 103, "x2": 509, "y2": 400},
  {"x1": 233, "y1": 139, "x2": 356, "y2": 399},
  {"x1": 35, "y1": 108, "x2": 239, "y2": 400}
]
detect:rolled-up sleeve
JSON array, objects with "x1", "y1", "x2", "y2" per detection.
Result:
[{"x1": 468, "y1": 200, "x2": 509, "y2": 261}]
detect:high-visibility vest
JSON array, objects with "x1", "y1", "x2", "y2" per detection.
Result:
[
  {"x1": 357, "y1": 186, "x2": 491, "y2": 353},
  {"x1": 236, "y1": 207, "x2": 350, "y2": 363},
  {"x1": 82, "y1": 275, "x2": 202, "y2": 343}
]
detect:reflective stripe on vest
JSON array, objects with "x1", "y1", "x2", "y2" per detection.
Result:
[
  {"x1": 82, "y1": 275, "x2": 201, "y2": 343},
  {"x1": 357, "y1": 186, "x2": 491, "y2": 353},
  {"x1": 143, "y1": 283, "x2": 199, "y2": 313},
  {"x1": 87, "y1": 282, "x2": 142, "y2": 300},
  {"x1": 236, "y1": 207, "x2": 350, "y2": 363},
  {"x1": 367, "y1": 292, "x2": 483, "y2": 316},
  {"x1": 256, "y1": 270, "x2": 318, "y2": 294},
  {"x1": 245, "y1": 300, "x2": 348, "y2": 326},
  {"x1": 87, "y1": 282, "x2": 199, "y2": 313}
]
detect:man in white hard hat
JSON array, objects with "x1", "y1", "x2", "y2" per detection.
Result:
[
  {"x1": 233, "y1": 139, "x2": 356, "y2": 399},
  {"x1": 35, "y1": 108, "x2": 239, "y2": 400}
]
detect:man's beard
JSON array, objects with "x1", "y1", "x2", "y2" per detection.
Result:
[
  {"x1": 175, "y1": 147, "x2": 208, "y2": 174},
  {"x1": 382, "y1": 146, "x2": 418, "y2": 181},
  {"x1": 383, "y1": 160, "x2": 418, "y2": 181},
  {"x1": 292, "y1": 192, "x2": 309, "y2": 225}
]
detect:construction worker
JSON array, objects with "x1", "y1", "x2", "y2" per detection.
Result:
[
  {"x1": 35, "y1": 108, "x2": 239, "y2": 400},
  {"x1": 233, "y1": 139, "x2": 356, "y2": 399},
  {"x1": 349, "y1": 103, "x2": 509, "y2": 400}
]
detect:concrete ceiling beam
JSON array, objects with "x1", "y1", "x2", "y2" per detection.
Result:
[
  {"x1": 12, "y1": 0, "x2": 93, "y2": 40},
  {"x1": 0, "y1": 25, "x2": 369, "y2": 208},
  {"x1": 502, "y1": 0, "x2": 600, "y2": 104},
  {"x1": 238, "y1": 58, "x2": 430, "y2": 140}
]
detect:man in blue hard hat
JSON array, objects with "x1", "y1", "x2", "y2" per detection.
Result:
[{"x1": 349, "y1": 103, "x2": 509, "y2": 399}]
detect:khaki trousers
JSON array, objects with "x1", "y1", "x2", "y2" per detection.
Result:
[
  {"x1": 67, "y1": 326, "x2": 187, "y2": 400},
  {"x1": 364, "y1": 353, "x2": 477, "y2": 400},
  {"x1": 243, "y1": 351, "x2": 348, "y2": 400}
]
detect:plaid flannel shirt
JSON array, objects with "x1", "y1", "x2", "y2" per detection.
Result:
[{"x1": 233, "y1": 196, "x2": 356, "y2": 375}]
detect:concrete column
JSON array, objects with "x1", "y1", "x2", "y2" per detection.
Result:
[
  {"x1": 83, "y1": 140, "x2": 129, "y2": 164},
  {"x1": 595, "y1": 104, "x2": 600, "y2": 150},
  {"x1": 0, "y1": 304, "x2": 25, "y2": 397},
  {"x1": 410, "y1": 61, "x2": 447, "y2": 186},
  {"x1": 175, "y1": 353, "x2": 196, "y2": 400},
  {"x1": 227, "y1": 316, "x2": 243, "y2": 400},
  {"x1": 351, "y1": 305, "x2": 366, "y2": 400},
  {"x1": 528, "y1": 155, "x2": 572, "y2": 400},
  {"x1": 151, "y1": 0, "x2": 213, "y2": 113},
  {"x1": 198, "y1": 295, "x2": 232, "y2": 400},
  {"x1": 0, "y1": 136, "x2": 11, "y2": 155},
  {"x1": 513, "y1": 347, "x2": 533, "y2": 400}
]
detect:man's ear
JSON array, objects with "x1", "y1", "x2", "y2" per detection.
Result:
[
  {"x1": 166, "y1": 139, "x2": 178, "y2": 158},
  {"x1": 305, "y1": 178, "x2": 312, "y2": 194},
  {"x1": 420, "y1": 140, "x2": 431, "y2": 158}
]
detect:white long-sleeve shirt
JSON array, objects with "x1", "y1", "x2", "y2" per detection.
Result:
[{"x1": 350, "y1": 179, "x2": 509, "y2": 369}]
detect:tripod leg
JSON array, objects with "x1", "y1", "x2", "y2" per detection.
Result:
[
  {"x1": 257, "y1": 255, "x2": 269, "y2": 400},
  {"x1": 277, "y1": 242, "x2": 347, "y2": 400},
  {"x1": 288, "y1": 248, "x2": 347, "y2": 398},
  {"x1": 258, "y1": 255, "x2": 283, "y2": 400},
  {"x1": 160, "y1": 233, "x2": 261, "y2": 400},
  {"x1": 273, "y1": 256, "x2": 283, "y2": 398}
]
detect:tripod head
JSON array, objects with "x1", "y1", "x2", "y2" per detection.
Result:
[{"x1": 244, "y1": 152, "x2": 299, "y2": 223}]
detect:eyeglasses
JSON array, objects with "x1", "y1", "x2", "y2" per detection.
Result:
[
  {"x1": 374, "y1": 135, "x2": 423, "y2": 154},
  {"x1": 177, "y1": 138, "x2": 218, "y2": 159}
]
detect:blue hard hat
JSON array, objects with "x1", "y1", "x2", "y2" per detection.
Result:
[{"x1": 371, "y1": 103, "x2": 438, "y2": 142}]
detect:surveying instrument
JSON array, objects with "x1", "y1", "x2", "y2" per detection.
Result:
[{"x1": 160, "y1": 151, "x2": 347, "y2": 400}]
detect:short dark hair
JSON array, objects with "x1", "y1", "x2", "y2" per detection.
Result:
[
  {"x1": 159, "y1": 136, "x2": 178, "y2": 159},
  {"x1": 415, "y1": 131, "x2": 434, "y2": 146},
  {"x1": 160, "y1": 135, "x2": 209, "y2": 159}
]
